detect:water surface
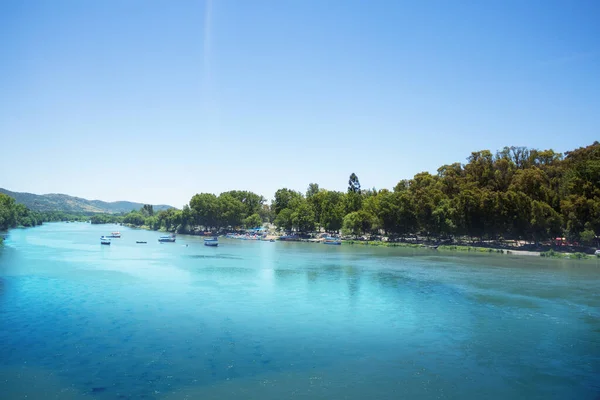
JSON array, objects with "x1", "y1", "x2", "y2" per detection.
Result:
[{"x1": 1, "y1": 223, "x2": 599, "y2": 399}]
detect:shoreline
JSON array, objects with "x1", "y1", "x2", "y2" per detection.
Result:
[
  {"x1": 16, "y1": 222, "x2": 599, "y2": 260},
  {"x1": 340, "y1": 240, "x2": 600, "y2": 259}
]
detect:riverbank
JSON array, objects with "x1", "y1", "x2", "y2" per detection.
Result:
[
  {"x1": 342, "y1": 240, "x2": 600, "y2": 259},
  {"x1": 107, "y1": 223, "x2": 600, "y2": 260}
]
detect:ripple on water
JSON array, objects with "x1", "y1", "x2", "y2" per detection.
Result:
[{"x1": 1, "y1": 223, "x2": 599, "y2": 399}]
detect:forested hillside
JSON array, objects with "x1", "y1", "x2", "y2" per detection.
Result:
[{"x1": 0, "y1": 188, "x2": 173, "y2": 214}]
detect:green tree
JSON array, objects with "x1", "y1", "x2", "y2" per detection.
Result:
[
  {"x1": 179, "y1": 205, "x2": 194, "y2": 232},
  {"x1": 123, "y1": 211, "x2": 145, "y2": 226},
  {"x1": 273, "y1": 189, "x2": 303, "y2": 216},
  {"x1": 274, "y1": 208, "x2": 293, "y2": 231},
  {"x1": 243, "y1": 213, "x2": 263, "y2": 229},
  {"x1": 291, "y1": 202, "x2": 315, "y2": 232},
  {"x1": 342, "y1": 211, "x2": 375, "y2": 236},
  {"x1": 222, "y1": 190, "x2": 265, "y2": 218},
  {"x1": 0, "y1": 193, "x2": 18, "y2": 230},
  {"x1": 189, "y1": 193, "x2": 219, "y2": 229},
  {"x1": 580, "y1": 229, "x2": 596, "y2": 246},
  {"x1": 348, "y1": 173, "x2": 361, "y2": 194},
  {"x1": 306, "y1": 183, "x2": 320, "y2": 199},
  {"x1": 530, "y1": 200, "x2": 562, "y2": 244},
  {"x1": 344, "y1": 191, "x2": 362, "y2": 214},
  {"x1": 141, "y1": 204, "x2": 154, "y2": 217},
  {"x1": 320, "y1": 191, "x2": 345, "y2": 232},
  {"x1": 217, "y1": 193, "x2": 244, "y2": 228},
  {"x1": 308, "y1": 189, "x2": 328, "y2": 229},
  {"x1": 259, "y1": 204, "x2": 275, "y2": 223},
  {"x1": 145, "y1": 216, "x2": 160, "y2": 230}
]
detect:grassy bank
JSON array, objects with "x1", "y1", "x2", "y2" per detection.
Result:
[
  {"x1": 343, "y1": 240, "x2": 600, "y2": 259},
  {"x1": 540, "y1": 249, "x2": 598, "y2": 260},
  {"x1": 342, "y1": 240, "x2": 505, "y2": 253}
]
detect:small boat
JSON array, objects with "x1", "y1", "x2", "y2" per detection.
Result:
[
  {"x1": 136, "y1": 241, "x2": 147, "y2": 244},
  {"x1": 100, "y1": 236, "x2": 111, "y2": 245},
  {"x1": 204, "y1": 237, "x2": 218, "y2": 247},
  {"x1": 270, "y1": 239, "x2": 275, "y2": 242},
  {"x1": 158, "y1": 234, "x2": 176, "y2": 243},
  {"x1": 323, "y1": 237, "x2": 341, "y2": 245},
  {"x1": 106, "y1": 231, "x2": 121, "y2": 238}
]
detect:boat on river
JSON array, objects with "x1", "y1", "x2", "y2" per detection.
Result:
[
  {"x1": 204, "y1": 237, "x2": 218, "y2": 247},
  {"x1": 323, "y1": 237, "x2": 341, "y2": 245},
  {"x1": 100, "y1": 236, "x2": 111, "y2": 245},
  {"x1": 158, "y1": 234, "x2": 176, "y2": 243},
  {"x1": 106, "y1": 231, "x2": 121, "y2": 238}
]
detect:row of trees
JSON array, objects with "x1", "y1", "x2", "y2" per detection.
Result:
[
  {"x1": 0, "y1": 193, "x2": 93, "y2": 233},
  {"x1": 273, "y1": 143, "x2": 600, "y2": 245},
  {"x1": 5, "y1": 142, "x2": 598, "y2": 247},
  {"x1": 119, "y1": 191, "x2": 270, "y2": 233},
  {"x1": 119, "y1": 142, "x2": 599, "y2": 246},
  {"x1": 0, "y1": 193, "x2": 44, "y2": 231}
]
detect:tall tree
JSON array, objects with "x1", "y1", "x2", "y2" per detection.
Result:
[
  {"x1": 273, "y1": 188, "x2": 303, "y2": 216},
  {"x1": 243, "y1": 213, "x2": 263, "y2": 229},
  {"x1": 342, "y1": 211, "x2": 375, "y2": 236},
  {"x1": 189, "y1": 193, "x2": 219, "y2": 229},
  {"x1": 141, "y1": 204, "x2": 154, "y2": 217},
  {"x1": 348, "y1": 173, "x2": 361, "y2": 194},
  {"x1": 274, "y1": 208, "x2": 293, "y2": 231},
  {"x1": 217, "y1": 193, "x2": 245, "y2": 228},
  {"x1": 292, "y1": 202, "x2": 316, "y2": 232},
  {"x1": 306, "y1": 183, "x2": 320, "y2": 199},
  {"x1": 320, "y1": 191, "x2": 345, "y2": 232}
]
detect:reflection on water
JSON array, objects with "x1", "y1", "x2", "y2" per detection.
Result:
[
  {"x1": 185, "y1": 254, "x2": 243, "y2": 260},
  {"x1": 0, "y1": 223, "x2": 599, "y2": 399}
]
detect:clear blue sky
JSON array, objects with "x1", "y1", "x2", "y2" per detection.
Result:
[{"x1": 1, "y1": 0, "x2": 598, "y2": 207}]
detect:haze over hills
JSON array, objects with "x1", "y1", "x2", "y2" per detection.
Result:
[{"x1": 0, "y1": 188, "x2": 175, "y2": 214}]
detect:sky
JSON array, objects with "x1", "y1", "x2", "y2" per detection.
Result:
[{"x1": 0, "y1": 0, "x2": 598, "y2": 207}]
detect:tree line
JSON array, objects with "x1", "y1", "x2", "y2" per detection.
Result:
[
  {"x1": 0, "y1": 193, "x2": 93, "y2": 235},
  {"x1": 4, "y1": 142, "x2": 599, "y2": 247},
  {"x1": 116, "y1": 142, "x2": 599, "y2": 246}
]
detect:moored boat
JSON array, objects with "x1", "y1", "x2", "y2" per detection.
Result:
[
  {"x1": 204, "y1": 237, "x2": 218, "y2": 247},
  {"x1": 323, "y1": 237, "x2": 341, "y2": 245},
  {"x1": 100, "y1": 236, "x2": 111, "y2": 245},
  {"x1": 136, "y1": 241, "x2": 147, "y2": 244},
  {"x1": 158, "y1": 234, "x2": 176, "y2": 243},
  {"x1": 106, "y1": 231, "x2": 121, "y2": 238}
]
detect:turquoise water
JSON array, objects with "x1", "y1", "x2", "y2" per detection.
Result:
[{"x1": 0, "y1": 223, "x2": 599, "y2": 399}]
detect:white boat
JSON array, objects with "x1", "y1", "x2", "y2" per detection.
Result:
[
  {"x1": 158, "y1": 234, "x2": 176, "y2": 243},
  {"x1": 100, "y1": 236, "x2": 111, "y2": 245},
  {"x1": 323, "y1": 237, "x2": 341, "y2": 245},
  {"x1": 107, "y1": 231, "x2": 121, "y2": 238},
  {"x1": 204, "y1": 237, "x2": 218, "y2": 247}
]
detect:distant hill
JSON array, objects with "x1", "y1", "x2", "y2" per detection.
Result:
[{"x1": 0, "y1": 188, "x2": 175, "y2": 214}]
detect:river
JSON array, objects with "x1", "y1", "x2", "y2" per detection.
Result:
[{"x1": 0, "y1": 223, "x2": 598, "y2": 399}]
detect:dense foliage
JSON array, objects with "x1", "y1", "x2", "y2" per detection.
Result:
[
  {"x1": 0, "y1": 193, "x2": 95, "y2": 232},
  {"x1": 117, "y1": 142, "x2": 600, "y2": 247},
  {"x1": 120, "y1": 191, "x2": 269, "y2": 233},
  {"x1": 3, "y1": 143, "x2": 599, "y2": 248}
]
